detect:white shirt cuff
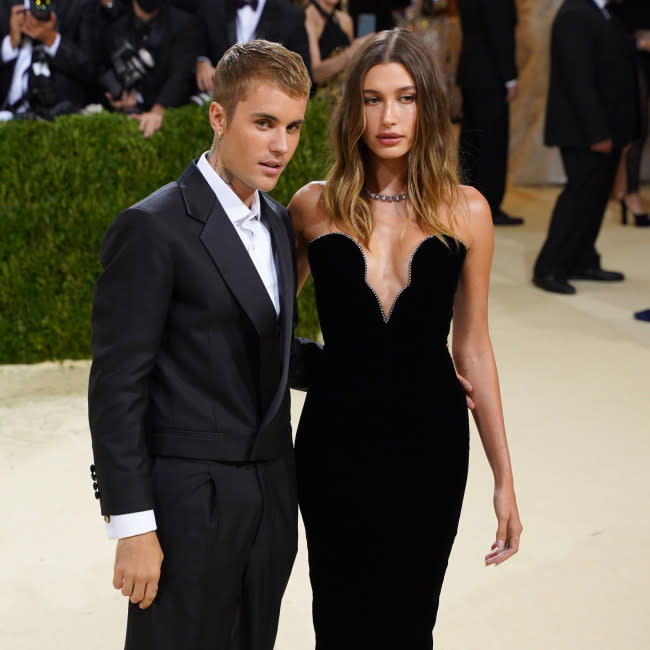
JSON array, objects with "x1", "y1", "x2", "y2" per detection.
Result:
[
  {"x1": 505, "y1": 79, "x2": 518, "y2": 88},
  {"x1": 43, "y1": 33, "x2": 61, "y2": 57},
  {"x1": 1, "y1": 35, "x2": 19, "y2": 63},
  {"x1": 105, "y1": 509, "x2": 157, "y2": 539}
]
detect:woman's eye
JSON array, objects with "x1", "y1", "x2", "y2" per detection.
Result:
[
  {"x1": 400, "y1": 95, "x2": 416, "y2": 103},
  {"x1": 363, "y1": 97, "x2": 379, "y2": 105},
  {"x1": 257, "y1": 120, "x2": 271, "y2": 128}
]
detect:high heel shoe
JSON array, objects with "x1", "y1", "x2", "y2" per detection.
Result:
[{"x1": 620, "y1": 199, "x2": 650, "y2": 227}]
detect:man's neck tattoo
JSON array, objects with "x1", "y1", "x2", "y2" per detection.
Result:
[
  {"x1": 208, "y1": 148, "x2": 235, "y2": 188},
  {"x1": 219, "y1": 167, "x2": 235, "y2": 187}
]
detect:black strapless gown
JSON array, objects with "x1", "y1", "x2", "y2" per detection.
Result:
[{"x1": 296, "y1": 232, "x2": 470, "y2": 650}]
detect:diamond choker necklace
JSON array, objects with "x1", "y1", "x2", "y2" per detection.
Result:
[{"x1": 364, "y1": 188, "x2": 408, "y2": 202}]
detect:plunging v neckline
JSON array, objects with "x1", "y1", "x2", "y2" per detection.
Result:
[{"x1": 308, "y1": 231, "x2": 443, "y2": 324}]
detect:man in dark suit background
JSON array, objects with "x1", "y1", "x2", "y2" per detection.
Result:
[
  {"x1": 533, "y1": 0, "x2": 639, "y2": 294},
  {"x1": 195, "y1": 0, "x2": 311, "y2": 95},
  {"x1": 88, "y1": 40, "x2": 316, "y2": 649},
  {"x1": 457, "y1": 0, "x2": 523, "y2": 226},
  {"x1": 0, "y1": 0, "x2": 96, "y2": 115},
  {"x1": 97, "y1": 0, "x2": 202, "y2": 137}
]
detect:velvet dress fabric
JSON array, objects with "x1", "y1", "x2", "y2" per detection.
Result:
[{"x1": 296, "y1": 232, "x2": 470, "y2": 649}]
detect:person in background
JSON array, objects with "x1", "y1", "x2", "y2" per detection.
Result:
[
  {"x1": 97, "y1": 0, "x2": 201, "y2": 137},
  {"x1": 195, "y1": 0, "x2": 311, "y2": 98},
  {"x1": 609, "y1": 0, "x2": 650, "y2": 227},
  {"x1": 302, "y1": 0, "x2": 372, "y2": 100},
  {"x1": 533, "y1": 0, "x2": 639, "y2": 295},
  {"x1": 0, "y1": 0, "x2": 95, "y2": 117},
  {"x1": 456, "y1": 0, "x2": 523, "y2": 226}
]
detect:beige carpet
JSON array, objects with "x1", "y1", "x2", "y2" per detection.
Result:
[{"x1": 1, "y1": 187, "x2": 649, "y2": 649}]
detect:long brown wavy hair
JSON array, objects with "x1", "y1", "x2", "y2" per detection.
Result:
[{"x1": 324, "y1": 29, "x2": 461, "y2": 247}]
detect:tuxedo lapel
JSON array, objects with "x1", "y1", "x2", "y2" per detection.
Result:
[
  {"x1": 257, "y1": 194, "x2": 296, "y2": 427},
  {"x1": 178, "y1": 163, "x2": 278, "y2": 342},
  {"x1": 254, "y1": 0, "x2": 279, "y2": 40},
  {"x1": 226, "y1": 0, "x2": 237, "y2": 47}
]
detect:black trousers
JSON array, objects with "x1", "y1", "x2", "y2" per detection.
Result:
[
  {"x1": 125, "y1": 452, "x2": 298, "y2": 650},
  {"x1": 534, "y1": 147, "x2": 621, "y2": 277},
  {"x1": 458, "y1": 87, "x2": 510, "y2": 217},
  {"x1": 626, "y1": 56, "x2": 650, "y2": 194}
]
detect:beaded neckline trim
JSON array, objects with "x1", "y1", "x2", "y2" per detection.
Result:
[{"x1": 308, "y1": 231, "x2": 438, "y2": 324}]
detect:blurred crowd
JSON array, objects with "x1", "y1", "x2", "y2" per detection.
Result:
[
  {"x1": 0, "y1": 0, "x2": 414, "y2": 135},
  {"x1": 1, "y1": 0, "x2": 649, "y2": 294}
]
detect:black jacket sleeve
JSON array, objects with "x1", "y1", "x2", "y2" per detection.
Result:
[{"x1": 88, "y1": 208, "x2": 174, "y2": 516}]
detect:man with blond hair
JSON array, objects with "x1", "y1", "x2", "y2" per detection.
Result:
[{"x1": 88, "y1": 40, "x2": 313, "y2": 649}]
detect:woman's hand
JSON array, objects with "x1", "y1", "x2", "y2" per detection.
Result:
[{"x1": 485, "y1": 484, "x2": 522, "y2": 566}]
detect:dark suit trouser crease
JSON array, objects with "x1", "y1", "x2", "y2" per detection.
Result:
[
  {"x1": 534, "y1": 147, "x2": 621, "y2": 277},
  {"x1": 458, "y1": 87, "x2": 510, "y2": 216},
  {"x1": 626, "y1": 57, "x2": 650, "y2": 194},
  {"x1": 124, "y1": 453, "x2": 298, "y2": 650}
]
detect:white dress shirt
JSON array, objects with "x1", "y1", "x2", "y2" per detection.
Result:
[
  {"x1": 105, "y1": 151, "x2": 280, "y2": 540},
  {"x1": 197, "y1": 0, "x2": 268, "y2": 66},
  {"x1": 1, "y1": 33, "x2": 61, "y2": 109},
  {"x1": 592, "y1": 0, "x2": 610, "y2": 18},
  {"x1": 236, "y1": 0, "x2": 267, "y2": 44}
]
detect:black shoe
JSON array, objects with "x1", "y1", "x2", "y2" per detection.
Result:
[
  {"x1": 533, "y1": 273, "x2": 576, "y2": 294},
  {"x1": 634, "y1": 309, "x2": 650, "y2": 322},
  {"x1": 620, "y1": 199, "x2": 650, "y2": 227},
  {"x1": 569, "y1": 267, "x2": 625, "y2": 282},
  {"x1": 493, "y1": 210, "x2": 524, "y2": 226}
]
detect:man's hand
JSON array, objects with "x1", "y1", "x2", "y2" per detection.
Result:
[
  {"x1": 196, "y1": 59, "x2": 215, "y2": 93},
  {"x1": 114, "y1": 531, "x2": 164, "y2": 610},
  {"x1": 456, "y1": 371, "x2": 475, "y2": 410},
  {"x1": 9, "y1": 4, "x2": 26, "y2": 49},
  {"x1": 106, "y1": 89, "x2": 138, "y2": 111},
  {"x1": 22, "y1": 11, "x2": 58, "y2": 47},
  {"x1": 131, "y1": 104, "x2": 164, "y2": 138},
  {"x1": 505, "y1": 82, "x2": 519, "y2": 103},
  {"x1": 591, "y1": 138, "x2": 613, "y2": 154}
]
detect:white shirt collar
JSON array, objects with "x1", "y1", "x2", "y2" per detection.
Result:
[
  {"x1": 196, "y1": 151, "x2": 261, "y2": 225},
  {"x1": 592, "y1": 0, "x2": 608, "y2": 10}
]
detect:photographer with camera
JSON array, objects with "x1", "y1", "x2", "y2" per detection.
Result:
[
  {"x1": 98, "y1": 0, "x2": 201, "y2": 137},
  {"x1": 0, "y1": 0, "x2": 96, "y2": 118}
]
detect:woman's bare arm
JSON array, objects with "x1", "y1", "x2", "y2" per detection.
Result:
[{"x1": 451, "y1": 186, "x2": 523, "y2": 566}]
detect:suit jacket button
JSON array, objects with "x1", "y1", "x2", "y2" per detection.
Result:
[
  {"x1": 103, "y1": 515, "x2": 111, "y2": 523},
  {"x1": 95, "y1": 491, "x2": 101, "y2": 499},
  {"x1": 90, "y1": 464, "x2": 96, "y2": 473},
  {"x1": 93, "y1": 482, "x2": 98, "y2": 490}
]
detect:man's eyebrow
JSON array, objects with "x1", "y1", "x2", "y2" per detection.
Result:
[
  {"x1": 250, "y1": 112, "x2": 279, "y2": 121},
  {"x1": 251, "y1": 112, "x2": 306, "y2": 126},
  {"x1": 362, "y1": 86, "x2": 416, "y2": 93}
]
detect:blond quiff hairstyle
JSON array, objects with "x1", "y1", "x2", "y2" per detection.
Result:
[{"x1": 212, "y1": 40, "x2": 311, "y2": 121}]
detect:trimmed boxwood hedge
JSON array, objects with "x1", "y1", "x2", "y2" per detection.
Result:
[{"x1": 0, "y1": 100, "x2": 329, "y2": 363}]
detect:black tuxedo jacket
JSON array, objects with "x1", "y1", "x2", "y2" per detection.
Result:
[
  {"x1": 197, "y1": 0, "x2": 311, "y2": 74},
  {"x1": 544, "y1": 0, "x2": 639, "y2": 149},
  {"x1": 89, "y1": 161, "x2": 309, "y2": 516},
  {"x1": 456, "y1": 0, "x2": 517, "y2": 89},
  {"x1": 0, "y1": 0, "x2": 96, "y2": 109}
]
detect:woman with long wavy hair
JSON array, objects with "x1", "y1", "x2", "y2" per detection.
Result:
[{"x1": 289, "y1": 28, "x2": 522, "y2": 648}]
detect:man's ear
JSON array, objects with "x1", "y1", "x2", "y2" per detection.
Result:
[{"x1": 209, "y1": 101, "x2": 227, "y2": 135}]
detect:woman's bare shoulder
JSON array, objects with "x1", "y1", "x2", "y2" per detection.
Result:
[
  {"x1": 454, "y1": 185, "x2": 493, "y2": 247},
  {"x1": 289, "y1": 181, "x2": 329, "y2": 233}
]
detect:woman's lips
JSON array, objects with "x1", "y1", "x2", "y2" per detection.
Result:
[{"x1": 376, "y1": 134, "x2": 403, "y2": 146}]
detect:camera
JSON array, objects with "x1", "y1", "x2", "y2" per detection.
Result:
[
  {"x1": 30, "y1": 0, "x2": 54, "y2": 21},
  {"x1": 100, "y1": 41, "x2": 155, "y2": 99}
]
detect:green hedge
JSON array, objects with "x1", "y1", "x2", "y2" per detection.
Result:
[{"x1": 0, "y1": 100, "x2": 330, "y2": 363}]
